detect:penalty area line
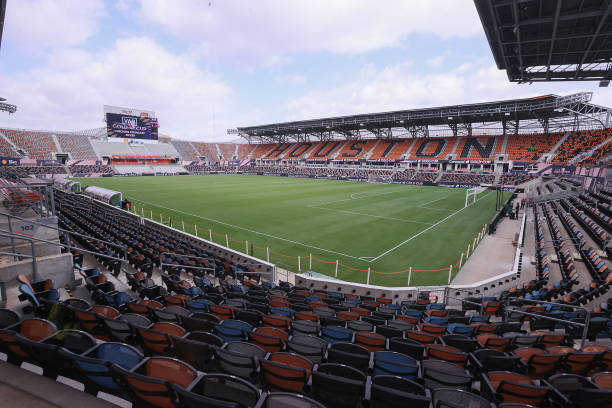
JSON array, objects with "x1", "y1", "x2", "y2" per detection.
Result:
[{"x1": 369, "y1": 191, "x2": 493, "y2": 262}]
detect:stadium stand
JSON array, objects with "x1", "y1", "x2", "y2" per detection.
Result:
[
  {"x1": 3, "y1": 129, "x2": 57, "y2": 159},
  {"x1": 218, "y1": 143, "x2": 236, "y2": 160},
  {"x1": 554, "y1": 130, "x2": 611, "y2": 164},
  {"x1": 499, "y1": 172, "x2": 538, "y2": 186},
  {"x1": 56, "y1": 133, "x2": 96, "y2": 160},
  {"x1": 439, "y1": 172, "x2": 494, "y2": 185},
  {"x1": 454, "y1": 136, "x2": 503, "y2": 160},
  {"x1": 192, "y1": 142, "x2": 218, "y2": 161},
  {"x1": 170, "y1": 140, "x2": 199, "y2": 161},
  {"x1": 250, "y1": 143, "x2": 278, "y2": 159},
  {"x1": 336, "y1": 140, "x2": 376, "y2": 160},
  {"x1": 506, "y1": 133, "x2": 563, "y2": 162},
  {"x1": 1, "y1": 165, "x2": 612, "y2": 408},
  {"x1": 3, "y1": 197, "x2": 612, "y2": 407},
  {"x1": 581, "y1": 139, "x2": 612, "y2": 166},
  {"x1": 407, "y1": 137, "x2": 457, "y2": 161},
  {"x1": 0, "y1": 132, "x2": 19, "y2": 156}
]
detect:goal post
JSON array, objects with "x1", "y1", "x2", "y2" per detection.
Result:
[{"x1": 465, "y1": 186, "x2": 487, "y2": 207}]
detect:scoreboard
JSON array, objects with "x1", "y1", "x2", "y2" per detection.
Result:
[{"x1": 104, "y1": 105, "x2": 158, "y2": 140}]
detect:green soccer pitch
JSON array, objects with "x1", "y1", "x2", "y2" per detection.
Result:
[{"x1": 72, "y1": 174, "x2": 510, "y2": 287}]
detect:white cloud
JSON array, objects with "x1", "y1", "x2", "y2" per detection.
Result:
[
  {"x1": 0, "y1": 37, "x2": 233, "y2": 141},
  {"x1": 137, "y1": 0, "x2": 482, "y2": 61},
  {"x1": 284, "y1": 61, "x2": 609, "y2": 121},
  {"x1": 262, "y1": 56, "x2": 295, "y2": 70},
  {"x1": 426, "y1": 55, "x2": 446, "y2": 68},
  {"x1": 4, "y1": 0, "x2": 106, "y2": 53},
  {"x1": 276, "y1": 74, "x2": 306, "y2": 85}
]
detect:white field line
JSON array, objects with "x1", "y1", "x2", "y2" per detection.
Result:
[
  {"x1": 416, "y1": 195, "x2": 448, "y2": 208},
  {"x1": 359, "y1": 256, "x2": 375, "y2": 261},
  {"x1": 349, "y1": 190, "x2": 407, "y2": 200},
  {"x1": 370, "y1": 191, "x2": 494, "y2": 262},
  {"x1": 308, "y1": 205, "x2": 435, "y2": 225},
  {"x1": 309, "y1": 187, "x2": 435, "y2": 226},
  {"x1": 128, "y1": 197, "x2": 365, "y2": 261},
  {"x1": 314, "y1": 189, "x2": 406, "y2": 206}
]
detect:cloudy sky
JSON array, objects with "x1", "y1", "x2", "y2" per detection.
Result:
[{"x1": 0, "y1": 0, "x2": 610, "y2": 141}]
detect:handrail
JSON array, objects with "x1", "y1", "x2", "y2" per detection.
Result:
[
  {"x1": 0, "y1": 230, "x2": 128, "y2": 266},
  {"x1": 503, "y1": 297, "x2": 591, "y2": 349},
  {"x1": 0, "y1": 208, "x2": 126, "y2": 251},
  {"x1": 443, "y1": 286, "x2": 485, "y2": 314}
]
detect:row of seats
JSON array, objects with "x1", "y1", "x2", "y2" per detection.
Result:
[
  {"x1": 2, "y1": 129, "x2": 57, "y2": 160},
  {"x1": 439, "y1": 172, "x2": 494, "y2": 185},
  {"x1": 56, "y1": 133, "x2": 96, "y2": 160},
  {"x1": 553, "y1": 129, "x2": 611, "y2": 164},
  {"x1": 6, "y1": 267, "x2": 612, "y2": 408}
]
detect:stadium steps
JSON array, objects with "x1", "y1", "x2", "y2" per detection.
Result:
[
  {"x1": 245, "y1": 144, "x2": 257, "y2": 159},
  {"x1": 363, "y1": 139, "x2": 381, "y2": 159},
  {"x1": 499, "y1": 133, "x2": 509, "y2": 155},
  {"x1": 232, "y1": 144, "x2": 239, "y2": 160},
  {"x1": 330, "y1": 141, "x2": 348, "y2": 159},
  {"x1": 302, "y1": 143, "x2": 316, "y2": 159},
  {"x1": 0, "y1": 130, "x2": 21, "y2": 156},
  {"x1": 186, "y1": 141, "x2": 198, "y2": 159},
  {"x1": 543, "y1": 132, "x2": 570, "y2": 162},
  {"x1": 569, "y1": 134, "x2": 612, "y2": 165},
  {"x1": 448, "y1": 136, "x2": 462, "y2": 158},
  {"x1": 51, "y1": 134, "x2": 62, "y2": 154},
  {"x1": 434, "y1": 171, "x2": 444, "y2": 183},
  {"x1": 214, "y1": 143, "x2": 222, "y2": 160},
  {"x1": 402, "y1": 138, "x2": 419, "y2": 159}
]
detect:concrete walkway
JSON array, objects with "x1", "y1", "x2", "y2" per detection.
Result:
[
  {"x1": 0, "y1": 360, "x2": 119, "y2": 408},
  {"x1": 452, "y1": 212, "x2": 520, "y2": 285}
]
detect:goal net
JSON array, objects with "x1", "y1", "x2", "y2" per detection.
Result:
[{"x1": 465, "y1": 186, "x2": 487, "y2": 207}]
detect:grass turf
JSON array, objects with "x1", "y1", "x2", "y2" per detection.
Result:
[{"x1": 73, "y1": 174, "x2": 509, "y2": 286}]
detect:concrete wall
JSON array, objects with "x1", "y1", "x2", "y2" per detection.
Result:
[
  {"x1": 294, "y1": 269, "x2": 519, "y2": 305},
  {"x1": 0, "y1": 216, "x2": 59, "y2": 248},
  {"x1": 0, "y1": 252, "x2": 76, "y2": 288}
]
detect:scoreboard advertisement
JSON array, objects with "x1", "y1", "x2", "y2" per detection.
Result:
[{"x1": 104, "y1": 105, "x2": 158, "y2": 140}]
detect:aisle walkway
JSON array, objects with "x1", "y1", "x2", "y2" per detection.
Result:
[{"x1": 452, "y1": 210, "x2": 521, "y2": 285}]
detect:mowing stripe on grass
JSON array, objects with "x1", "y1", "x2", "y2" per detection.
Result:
[
  {"x1": 308, "y1": 187, "x2": 437, "y2": 225},
  {"x1": 129, "y1": 197, "x2": 365, "y2": 261},
  {"x1": 416, "y1": 195, "x2": 450, "y2": 209},
  {"x1": 307, "y1": 205, "x2": 435, "y2": 225},
  {"x1": 370, "y1": 191, "x2": 493, "y2": 262}
]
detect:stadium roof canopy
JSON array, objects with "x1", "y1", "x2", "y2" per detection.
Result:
[
  {"x1": 474, "y1": 0, "x2": 612, "y2": 83},
  {"x1": 229, "y1": 92, "x2": 612, "y2": 143}
]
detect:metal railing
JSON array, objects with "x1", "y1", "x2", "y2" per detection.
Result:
[
  {"x1": 159, "y1": 251, "x2": 274, "y2": 283},
  {"x1": 0, "y1": 208, "x2": 127, "y2": 255},
  {"x1": 503, "y1": 298, "x2": 591, "y2": 349},
  {"x1": 0, "y1": 229, "x2": 130, "y2": 307},
  {"x1": 443, "y1": 287, "x2": 485, "y2": 315}
]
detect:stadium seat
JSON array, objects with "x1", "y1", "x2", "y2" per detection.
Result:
[
  {"x1": 261, "y1": 352, "x2": 313, "y2": 393},
  {"x1": 0, "y1": 318, "x2": 56, "y2": 365},
  {"x1": 64, "y1": 342, "x2": 144, "y2": 396},
  {"x1": 112, "y1": 356, "x2": 198, "y2": 408},
  {"x1": 369, "y1": 375, "x2": 431, "y2": 408},
  {"x1": 327, "y1": 342, "x2": 370, "y2": 373},
  {"x1": 311, "y1": 363, "x2": 366, "y2": 408},
  {"x1": 373, "y1": 351, "x2": 418, "y2": 379},
  {"x1": 213, "y1": 342, "x2": 265, "y2": 380},
  {"x1": 432, "y1": 388, "x2": 493, "y2": 408},
  {"x1": 481, "y1": 371, "x2": 552, "y2": 406},
  {"x1": 173, "y1": 373, "x2": 260, "y2": 408},
  {"x1": 287, "y1": 335, "x2": 327, "y2": 363}
]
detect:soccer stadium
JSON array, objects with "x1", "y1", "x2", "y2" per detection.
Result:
[{"x1": 1, "y1": 1, "x2": 612, "y2": 407}]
